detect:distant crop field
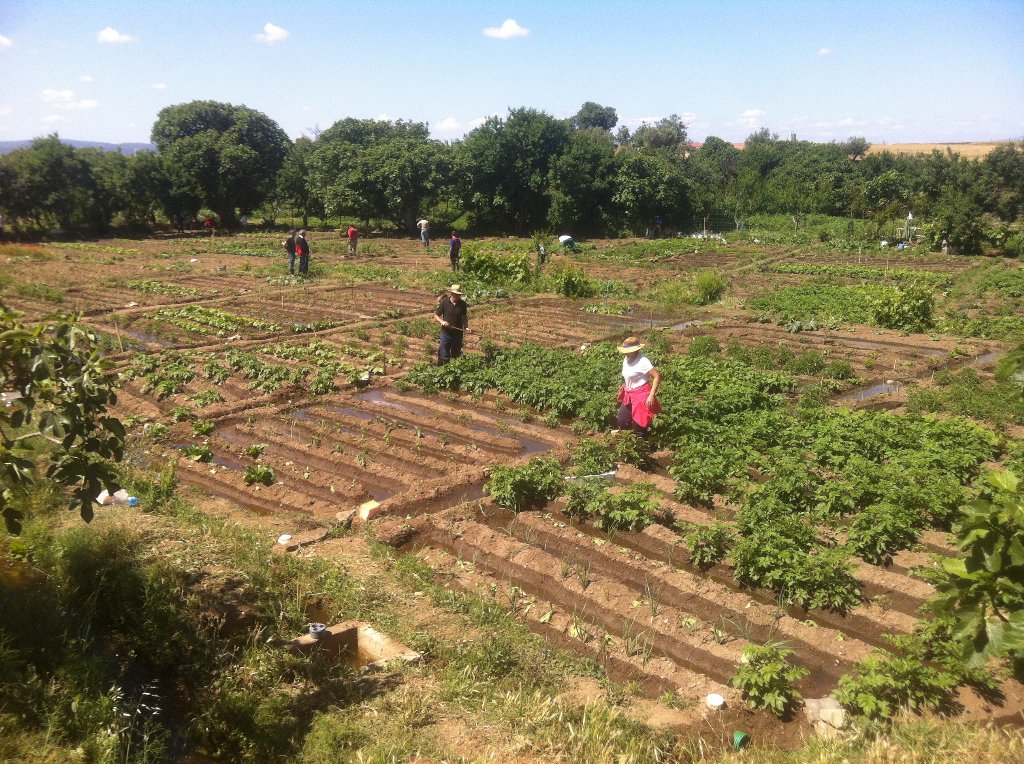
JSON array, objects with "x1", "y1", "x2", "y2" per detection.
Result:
[{"x1": 866, "y1": 141, "x2": 1013, "y2": 158}]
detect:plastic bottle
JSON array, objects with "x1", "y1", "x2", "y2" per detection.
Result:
[
  {"x1": 111, "y1": 489, "x2": 139, "y2": 507},
  {"x1": 97, "y1": 488, "x2": 138, "y2": 507}
]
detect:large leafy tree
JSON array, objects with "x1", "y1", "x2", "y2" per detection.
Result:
[
  {"x1": 459, "y1": 108, "x2": 571, "y2": 233},
  {"x1": 631, "y1": 114, "x2": 689, "y2": 156},
  {"x1": 0, "y1": 136, "x2": 104, "y2": 230},
  {"x1": 1, "y1": 307, "x2": 125, "y2": 534},
  {"x1": 151, "y1": 101, "x2": 290, "y2": 226},
  {"x1": 611, "y1": 148, "x2": 691, "y2": 234},
  {"x1": 276, "y1": 136, "x2": 324, "y2": 229},
  {"x1": 547, "y1": 128, "x2": 617, "y2": 234},
  {"x1": 309, "y1": 118, "x2": 447, "y2": 231},
  {"x1": 571, "y1": 101, "x2": 618, "y2": 132}
]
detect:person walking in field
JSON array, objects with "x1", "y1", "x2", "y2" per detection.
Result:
[
  {"x1": 434, "y1": 284, "x2": 468, "y2": 365},
  {"x1": 616, "y1": 336, "x2": 661, "y2": 438},
  {"x1": 295, "y1": 229, "x2": 310, "y2": 276},
  {"x1": 417, "y1": 218, "x2": 430, "y2": 249},
  {"x1": 448, "y1": 231, "x2": 462, "y2": 271},
  {"x1": 284, "y1": 229, "x2": 298, "y2": 274},
  {"x1": 347, "y1": 225, "x2": 359, "y2": 255}
]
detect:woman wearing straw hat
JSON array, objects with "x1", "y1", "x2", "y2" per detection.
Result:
[{"x1": 616, "y1": 336, "x2": 661, "y2": 437}]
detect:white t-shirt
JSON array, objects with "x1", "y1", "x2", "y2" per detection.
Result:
[
  {"x1": 417, "y1": 219, "x2": 429, "y2": 231},
  {"x1": 622, "y1": 354, "x2": 653, "y2": 391}
]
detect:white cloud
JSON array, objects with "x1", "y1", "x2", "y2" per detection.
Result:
[
  {"x1": 42, "y1": 114, "x2": 66, "y2": 125},
  {"x1": 40, "y1": 89, "x2": 99, "y2": 111},
  {"x1": 255, "y1": 22, "x2": 288, "y2": 44},
  {"x1": 0, "y1": 106, "x2": 13, "y2": 117},
  {"x1": 376, "y1": 113, "x2": 390, "y2": 121},
  {"x1": 97, "y1": 27, "x2": 133, "y2": 44},
  {"x1": 152, "y1": 82, "x2": 166, "y2": 90},
  {"x1": 736, "y1": 108, "x2": 766, "y2": 129},
  {"x1": 436, "y1": 117, "x2": 461, "y2": 132},
  {"x1": 79, "y1": 74, "x2": 93, "y2": 83},
  {"x1": 0, "y1": 33, "x2": 13, "y2": 50},
  {"x1": 817, "y1": 47, "x2": 833, "y2": 56},
  {"x1": 483, "y1": 19, "x2": 529, "y2": 39}
]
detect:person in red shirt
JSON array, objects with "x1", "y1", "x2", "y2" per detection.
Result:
[{"x1": 347, "y1": 225, "x2": 358, "y2": 255}]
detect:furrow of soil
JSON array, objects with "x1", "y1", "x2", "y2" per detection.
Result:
[
  {"x1": 500, "y1": 508, "x2": 874, "y2": 691},
  {"x1": 423, "y1": 514, "x2": 752, "y2": 688},
  {"x1": 421, "y1": 543, "x2": 734, "y2": 704}
]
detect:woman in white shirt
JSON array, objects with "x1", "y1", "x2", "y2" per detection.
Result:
[{"x1": 616, "y1": 336, "x2": 661, "y2": 436}]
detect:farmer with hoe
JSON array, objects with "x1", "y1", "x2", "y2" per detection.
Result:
[
  {"x1": 434, "y1": 284, "x2": 469, "y2": 365},
  {"x1": 616, "y1": 336, "x2": 661, "y2": 437}
]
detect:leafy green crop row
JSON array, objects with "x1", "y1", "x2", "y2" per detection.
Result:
[{"x1": 762, "y1": 262, "x2": 950, "y2": 285}]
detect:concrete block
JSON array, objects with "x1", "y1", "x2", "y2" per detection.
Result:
[
  {"x1": 358, "y1": 500, "x2": 381, "y2": 522},
  {"x1": 819, "y1": 707, "x2": 848, "y2": 729},
  {"x1": 287, "y1": 620, "x2": 420, "y2": 669}
]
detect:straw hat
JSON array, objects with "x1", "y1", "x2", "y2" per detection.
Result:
[
  {"x1": 617, "y1": 336, "x2": 644, "y2": 353},
  {"x1": 448, "y1": 284, "x2": 464, "y2": 295}
]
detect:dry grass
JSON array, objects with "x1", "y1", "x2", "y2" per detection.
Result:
[{"x1": 865, "y1": 142, "x2": 1014, "y2": 159}]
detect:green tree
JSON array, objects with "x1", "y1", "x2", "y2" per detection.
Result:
[
  {"x1": 547, "y1": 128, "x2": 617, "y2": 234},
  {"x1": 309, "y1": 118, "x2": 447, "y2": 231},
  {"x1": 571, "y1": 101, "x2": 618, "y2": 132},
  {"x1": 151, "y1": 100, "x2": 291, "y2": 227},
  {"x1": 843, "y1": 136, "x2": 871, "y2": 160},
  {"x1": 1, "y1": 307, "x2": 125, "y2": 534},
  {"x1": 0, "y1": 136, "x2": 104, "y2": 230},
  {"x1": 632, "y1": 114, "x2": 689, "y2": 156},
  {"x1": 459, "y1": 107, "x2": 571, "y2": 233},
  {"x1": 276, "y1": 136, "x2": 324, "y2": 229},
  {"x1": 931, "y1": 189, "x2": 986, "y2": 255},
  {"x1": 611, "y1": 149, "x2": 691, "y2": 234}
]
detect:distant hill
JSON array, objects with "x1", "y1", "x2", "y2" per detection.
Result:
[{"x1": 0, "y1": 139, "x2": 155, "y2": 156}]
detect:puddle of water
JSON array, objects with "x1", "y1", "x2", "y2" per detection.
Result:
[
  {"x1": 322, "y1": 405, "x2": 374, "y2": 422},
  {"x1": 969, "y1": 351, "x2": 1001, "y2": 367},
  {"x1": 368, "y1": 485, "x2": 394, "y2": 501},
  {"x1": 119, "y1": 327, "x2": 174, "y2": 347},
  {"x1": 213, "y1": 453, "x2": 245, "y2": 470},
  {"x1": 839, "y1": 381, "x2": 900, "y2": 403}
]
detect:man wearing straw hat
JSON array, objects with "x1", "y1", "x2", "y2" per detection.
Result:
[
  {"x1": 616, "y1": 336, "x2": 661, "y2": 437},
  {"x1": 433, "y1": 284, "x2": 469, "y2": 365}
]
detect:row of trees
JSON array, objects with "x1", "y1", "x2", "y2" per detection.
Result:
[{"x1": 1, "y1": 100, "x2": 1022, "y2": 241}]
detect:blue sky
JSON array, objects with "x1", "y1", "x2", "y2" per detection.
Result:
[{"x1": 1, "y1": 1, "x2": 1022, "y2": 145}]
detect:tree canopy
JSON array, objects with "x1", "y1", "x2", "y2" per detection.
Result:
[{"x1": 151, "y1": 100, "x2": 291, "y2": 226}]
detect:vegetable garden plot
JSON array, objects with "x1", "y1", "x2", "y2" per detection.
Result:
[
  {"x1": 665, "y1": 320, "x2": 1000, "y2": 383},
  {"x1": 166, "y1": 389, "x2": 568, "y2": 523},
  {"x1": 377, "y1": 342, "x2": 1020, "y2": 713},
  {"x1": 465, "y1": 298, "x2": 689, "y2": 350}
]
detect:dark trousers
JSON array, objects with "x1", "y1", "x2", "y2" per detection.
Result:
[
  {"x1": 438, "y1": 330, "x2": 463, "y2": 365},
  {"x1": 616, "y1": 403, "x2": 649, "y2": 437},
  {"x1": 450, "y1": 255, "x2": 460, "y2": 272},
  {"x1": 288, "y1": 251, "x2": 296, "y2": 273},
  {"x1": 298, "y1": 254, "x2": 309, "y2": 275}
]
